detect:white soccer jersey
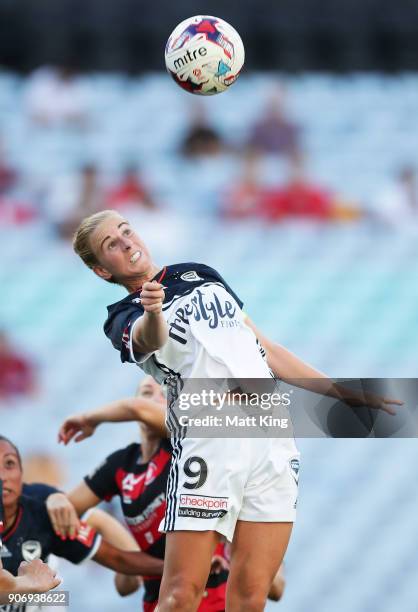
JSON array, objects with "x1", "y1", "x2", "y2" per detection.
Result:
[{"x1": 105, "y1": 263, "x2": 272, "y2": 385}]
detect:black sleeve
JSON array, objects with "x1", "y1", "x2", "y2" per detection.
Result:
[
  {"x1": 51, "y1": 519, "x2": 101, "y2": 564},
  {"x1": 22, "y1": 483, "x2": 61, "y2": 501},
  {"x1": 84, "y1": 449, "x2": 125, "y2": 501},
  {"x1": 104, "y1": 302, "x2": 144, "y2": 364}
]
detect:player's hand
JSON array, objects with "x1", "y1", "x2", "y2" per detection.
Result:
[
  {"x1": 344, "y1": 391, "x2": 403, "y2": 416},
  {"x1": 58, "y1": 414, "x2": 97, "y2": 445},
  {"x1": 140, "y1": 281, "x2": 165, "y2": 315},
  {"x1": 17, "y1": 559, "x2": 61, "y2": 593},
  {"x1": 46, "y1": 493, "x2": 80, "y2": 540},
  {"x1": 209, "y1": 554, "x2": 230, "y2": 575},
  {"x1": 114, "y1": 573, "x2": 142, "y2": 597}
]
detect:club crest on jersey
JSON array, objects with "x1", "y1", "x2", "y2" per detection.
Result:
[
  {"x1": 21, "y1": 540, "x2": 42, "y2": 562},
  {"x1": 290, "y1": 458, "x2": 300, "y2": 484},
  {"x1": 181, "y1": 271, "x2": 204, "y2": 282},
  {"x1": 0, "y1": 543, "x2": 12, "y2": 558},
  {"x1": 145, "y1": 461, "x2": 158, "y2": 486}
]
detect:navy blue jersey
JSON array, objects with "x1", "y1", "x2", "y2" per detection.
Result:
[
  {"x1": 21, "y1": 483, "x2": 59, "y2": 502},
  {"x1": 0, "y1": 485, "x2": 101, "y2": 577},
  {"x1": 104, "y1": 262, "x2": 244, "y2": 364}
]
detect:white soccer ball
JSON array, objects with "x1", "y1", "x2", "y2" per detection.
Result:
[{"x1": 165, "y1": 15, "x2": 245, "y2": 95}]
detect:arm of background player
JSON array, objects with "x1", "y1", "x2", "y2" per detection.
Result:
[
  {"x1": 245, "y1": 316, "x2": 401, "y2": 414},
  {"x1": 85, "y1": 508, "x2": 139, "y2": 550},
  {"x1": 93, "y1": 540, "x2": 163, "y2": 576},
  {"x1": 58, "y1": 397, "x2": 167, "y2": 445},
  {"x1": 132, "y1": 282, "x2": 168, "y2": 354},
  {"x1": 0, "y1": 560, "x2": 61, "y2": 599},
  {"x1": 47, "y1": 482, "x2": 101, "y2": 539},
  {"x1": 86, "y1": 509, "x2": 142, "y2": 597}
]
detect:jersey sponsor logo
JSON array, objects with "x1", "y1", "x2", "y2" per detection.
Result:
[
  {"x1": 168, "y1": 288, "x2": 237, "y2": 344},
  {"x1": 21, "y1": 540, "x2": 42, "y2": 562},
  {"x1": 180, "y1": 271, "x2": 204, "y2": 282},
  {"x1": 120, "y1": 473, "x2": 146, "y2": 504},
  {"x1": 178, "y1": 494, "x2": 228, "y2": 519},
  {"x1": 290, "y1": 458, "x2": 300, "y2": 484},
  {"x1": 76, "y1": 522, "x2": 95, "y2": 548},
  {"x1": 125, "y1": 492, "x2": 166, "y2": 527}
]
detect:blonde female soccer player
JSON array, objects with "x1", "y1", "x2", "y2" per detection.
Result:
[{"x1": 72, "y1": 209, "x2": 399, "y2": 612}]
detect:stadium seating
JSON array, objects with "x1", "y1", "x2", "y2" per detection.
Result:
[{"x1": 1, "y1": 73, "x2": 417, "y2": 612}]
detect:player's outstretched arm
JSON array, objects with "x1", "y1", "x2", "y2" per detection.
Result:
[
  {"x1": 0, "y1": 560, "x2": 61, "y2": 599},
  {"x1": 86, "y1": 509, "x2": 143, "y2": 597},
  {"x1": 58, "y1": 397, "x2": 167, "y2": 445},
  {"x1": 245, "y1": 316, "x2": 402, "y2": 415},
  {"x1": 93, "y1": 540, "x2": 163, "y2": 576},
  {"x1": 85, "y1": 508, "x2": 140, "y2": 551},
  {"x1": 133, "y1": 281, "x2": 168, "y2": 354}
]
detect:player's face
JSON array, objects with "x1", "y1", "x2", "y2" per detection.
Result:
[
  {"x1": 0, "y1": 441, "x2": 23, "y2": 509},
  {"x1": 90, "y1": 213, "x2": 153, "y2": 284},
  {"x1": 138, "y1": 376, "x2": 166, "y2": 407},
  {"x1": 137, "y1": 377, "x2": 166, "y2": 439}
]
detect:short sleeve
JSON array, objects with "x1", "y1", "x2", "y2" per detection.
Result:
[
  {"x1": 104, "y1": 303, "x2": 154, "y2": 364},
  {"x1": 51, "y1": 520, "x2": 102, "y2": 564},
  {"x1": 84, "y1": 450, "x2": 123, "y2": 501}
]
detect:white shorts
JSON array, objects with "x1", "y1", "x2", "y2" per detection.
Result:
[{"x1": 161, "y1": 435, "x2": 300, "y2": 542}]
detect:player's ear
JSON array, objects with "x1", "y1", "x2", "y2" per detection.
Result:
[{"x1": 92, "y1": 265, "x2": 112, "y2": 281}]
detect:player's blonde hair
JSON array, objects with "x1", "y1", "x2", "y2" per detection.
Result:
[{"x1": 72, "y1": 209, "x2": 120, "y2": 283}]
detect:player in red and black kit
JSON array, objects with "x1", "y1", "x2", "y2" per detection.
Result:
[{"x1": 49, "y1": 376, "x2": 228, "y2": 612}]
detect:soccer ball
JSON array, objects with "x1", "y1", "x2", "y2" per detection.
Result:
[{"x1": 165, "y1": 15, "x2": 245, "y2": 95}]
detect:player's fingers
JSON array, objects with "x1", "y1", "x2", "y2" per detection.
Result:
[
  {"x1": 68, "y1": 517, "x2": 80, "y2": 540},
  {"x1": 74, "y1": 431, "x2": 89, "y2": 443},
  {"x1": 382, "y1": 404, "x2": 397, "y2": 416},
  {"x1": 142, "y1": 281, "x2": 163, "y2": 291},
  {"x1": 51, "y1": 573, "x2": 62, "y2": 588},
  {"x1": 57, "y1": 507, "x2": 71, "y2": 539},
  {"x1": 383, "y1": 397, "x2": 404, "y2": 406},
  {"x1": 140, "y1": 290, "x2": 165, "y2": 301},
  {"x1": 139, "y1": 295, "x2": 163, "y2": 303},
  {"x1": 48, "y1": 512, "x2": 61, "y2": 537},
  {"x1": 59, "y1": 423, "x2": 78, "y2": 444}
]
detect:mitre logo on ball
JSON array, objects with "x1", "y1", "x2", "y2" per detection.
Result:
[{"x1": 165, "y1": 15, "x2": 245, "y2": 95}]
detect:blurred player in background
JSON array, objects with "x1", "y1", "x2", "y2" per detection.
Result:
[
  {"x1": 1, "y1": 478, "x2": 61, "y2": 597},
  {"x1": 0, "y1": 433, "x2": 164, "y2": 611},
  {"x1": 52, "y1": 375, "x2": 286, "y2": 610},
  {"x1": 72, "y1": 209, "x2": 399, "y2": 612},
  {"x1": 50, "y1": 376, "x2": 229, "y2": 612}
]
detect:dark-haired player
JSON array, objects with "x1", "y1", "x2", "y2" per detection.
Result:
[{"x1": 0, "y1": 435, "x2": 164, "y2": 611}]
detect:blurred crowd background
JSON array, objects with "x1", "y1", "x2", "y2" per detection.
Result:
[{"x1": 1, "y1": 1, "x2": 418, "y2": 611}]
